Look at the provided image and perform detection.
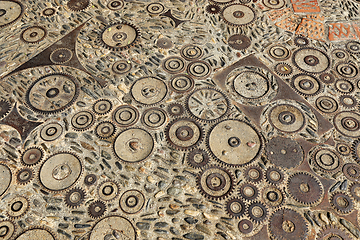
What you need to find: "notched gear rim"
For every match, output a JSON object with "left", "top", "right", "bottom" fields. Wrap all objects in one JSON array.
[
  {"left": 92, "top": 99, "right": 113, "bottom": 115},
  {"left": 329, "top": 192, "right": 354, "bottom": 214},
  {"left": 67, "top": 0, "right": 90, "bottom": 12},
  {"left": 70, "top": 110, "right": 96, "bottom": 131},
  {"left": 15, "top": 168, "right": 34, "bottom": 185},
  {"left": 274, "top": 62, "right": 293, "bottom": 76},
  {"left": 20, "top": 26, "right": 47, "bottom": 44},
  {"left": 244, "top": 165, "right": 264, "bottom": 184},
  {"left": 186, "top": 148, "right": 211, "bottom": 169},
  {"left": 239, "top": 183, "right": 259, "bottom": 202},
  {"left": 265, "top": 166, "right": 285, "bottom": 185},
  {"left": 291, "top": 73, "right": 322, "bottom": 97},
  {"left": 88, "top": 200, "right": 107, "bottom": 219},
  {"left": 97, "top": 180, "right": 120, "bottom": 202},
  {"left": 220, "top": 3, "right": 256, "bottom": 27},
  {"left": 291, "top": 47, "right": 331, "bottom": 75},
  {"left": 96, "top": 21, "right": 141, "bottom": 52},
  {"left": 246, "top": 201, "right": 268, "bottom": 224},
  {"left": 0, "top": 99, "right": 11, "bottom": 119},
  {"left": 64, "top": 187, "right": 86, "bottom": 208},
  {"left": 317, "top": 225, "right": 352, "bottom": 240},
  {"left": 185, "top": 87, "right": 230, "bottom": 123},
  {"left": 6, "top": 196, "right": 30, "bottom": 219},
  {"left": 293, "top": 35, "right": 309, "bottom": 47},
  {"left": 0, "top": 0, "right": 25, "bottom": 29},
  {"left": 196, "top": 165, "right": 235, "bottom": 200},
  {"left": 14, "top": 226, "right": 57, "bottom": 240},
  {"left": 24, "top": 73, "right": 80, "bottom": 115},
  {"left": 225, "top": 197, "right": 246, "bottom": 219},
  {"left": 352, "top": 138, "right": 360, "bottom": 163},
  {"left": 339, "top": 95, "right": 357, "bottom": 108},
  {"left": 20, "top": 146, "right": 44, "bottom": 167},
  {"left": 95, "top": 121, "right": 116, "bottom": 139},
  {"left": 165, "top": 117, "right": 205, "bottom": 151},
  {"left": 167, "top": 103, "right": 185, "bottom": 117},
  {"left": 205, "top": 4, "right": 221, "bottom": 14}
]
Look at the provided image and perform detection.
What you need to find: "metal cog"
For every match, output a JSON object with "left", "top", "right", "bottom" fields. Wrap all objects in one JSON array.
[
  {"left": 315, "top": 95, "right": 338, "bottom": 114},
  {"left": 25, "top": 73, "right": 80, "bottom": 115},
  {"left": 319, "top": 72, "right": 335, "bottom": 84},
  {"left": 220, "top": 4, "right": 256, "bottom": 27},
  {"left": 70, "top": 110, "right": 96, "bottom": 131},
  {"left": 332, "top": 49, "right": 350, "bottom": 61},
  {"left": 95, "top": 121, "right": 116, "bottom": 139},
  {"left": 130, "top": 76, "right": 168, "bottom": 106},
  {"left": 146, "top": 2, "right": 165, "bottom": 14},
  {"left": 262, "top": 186, "right": 284, "bottom": 208},
  {"left": 0, "top": 100, "right": 11, "bottom": 119},
  {"left": 352, "top": 138, "right": 360, "bottom": 163},
  {"left": 336, "top": 142, "right": 351, "bottom": 156},
  {"left": 339, "top": 95, "right": 358, "bottom": 108},
  {"left": 186, "top": 148, "right": 210, "bottom": 169},
  {"left": 185, "top": 88, "right": 230, "bottom": 123},
  {"left": 88, "top": 200, "right": 107, "bottom": 219},
  {"left": 292, "top": 47, "right": 331, "bottom": 74},
  {"left": 14, "top": 226, "right": 57, "bottom": 240},
  {"left": 349, "top": 182, "right": 360, "bottom": 202},
  {"left": 330, "top": 192, "right": 354, "bottom": 214},
  {"left": 96, "top": 21, "right": 140, "bottom": 52},
  {"left": 317, "top": 225, "right": 352, "bottom": 240},
  {"left": 0, "top": 220, "right": 16, "bottom": 240},
  {"left": 84, "top": 174, "right": 97, "bottom": 186},
  {"left": 239, "top": 183, "right": 259, "bottom": 202},
  {"left": 209, "top": 0, "right": 235, "bottom": 5},
  {"left": 265, "top": 167, "right": 285, "bottom": 185},
  {"left": 167, "top": 103, "right": 184, "bottom": 117},
  {"left": 41, "top": 7, "right": 56, "bottom": 17},
  {"left": 205, "top": 4, "right": 221, "bottom": 14},
  {"left": 346, "top": 41, "right": 360, "bottom": 55},
  {"left": 228, "top": 34, "right": 251, "bottom": 50},
  {"left": 311, "top": 147, "right": 342, "bottom": 174},
  {"left": 293, "top": 35, "right": 309, "bottom": 47},
  {"left": 180, "top": 44, "right": 204, "bottom": 61},
  {"left": 165, "top": 118, "right": 204, "bottom": 151},
  {"left": 334, "top": 79, "right": 354, "bottom": 94},
  {"left": 20, "top": 26, "right": 47, "bottom": 44},
  {"left": 64, "top": 187, "right": 86, "bottom": 208},
  {"left": 274, "top": 63, "right": 293, "bottom": 76},
  {"left": 49, "top": 48, "right": 73, "bottom": 64},
  {"left": 97, "top": 180, "right": 120, "bottom": 202},
  {"left": 343, "top": 163, "right": 360, "bottom": 181},
  {"left": 92, "top": 99, "right": 112, "bottom": 115},
  {"left": 269, "top": 208, "right": 308, "bottom": 240},
  {"left": 21, "top": 147, "right": 44, "bottom": 166},
  {"left": 16, "top": 168, "right": 34, "bottom": 185},
  {"left": 335, "top": 61, "right": 359, "bottom": 79},
  {"left": 6, "top": 196, "right": 29, "bottom": 219},
  {"left": 246, "top": 201, "right": 268, "bottom": 224},
  {"left": 291, "top": 73, "right": 322, "bottom": 96},
  {"left": 244, "top": 165, "right": 263, "bottom": 184},
  {"left": 286, "top": 172, "right": 323, "bottom": 205},
  {"left": 225, "top": 198, "right": 246, "bottom": 219},
  {"left": 196, "top": 165, "right": 235, "bottom": 200},
  {"left": 268, "top": 44, "right": 291, "bottom": 61},
  {"left": 67, "top": 0, "right": 90, "bottom": 11}
]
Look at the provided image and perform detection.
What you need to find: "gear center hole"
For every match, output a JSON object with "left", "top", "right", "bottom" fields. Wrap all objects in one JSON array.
[
  {"left": 300, "top": 182, "right": 310, "bottom": 193},
  {"left": 11, "top": 201, "right": 23, "bottom": 212},
  {"left": 282, "top": 220, "right": 295, "bottom": 233},
  {"left": 0, "top": 225, "right": 9, "bottom": 237},
  {"left": 336, "top": 197, "right": 349, "bottom": 208}
]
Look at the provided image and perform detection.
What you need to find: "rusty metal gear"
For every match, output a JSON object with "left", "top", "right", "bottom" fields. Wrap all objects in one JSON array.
[
  {"left": 330, "top": 192, "right": 354, "bottom": 214},
  {"left": 319, "top": 72, "right": 335, "bottom": 84},
  {"left": 334, "top": 79, "right": 354, "bottom": 94},
  {"left": 162, "top": 56, "right": 186, "bottom": 74},
  {"left": 70, "top": 110, "right": 95, "bottom": 131},
  {"left": 246, "top": 201, "right": 268, "bottom": 224},
  {"left": 206, "top": 4, "right": 221, "bottom": 14},
  {"left": 292, "top": 47, "right": 330, "bottom": 74},
  {"left": 291, "top": 74, "right": 322, "bottom": 96},
  {"left": 20, "top": 26, "right": 47, "bottom": 44},
  {"left": 287, "top": 172, "right": 323, "bottom": 205},
  {"left": 196, "top": 165, "right": 235, "bottom": 200},
  {"left": 0, "top": 0, "right": 25, "bottom": 29},
  {"left": 228, "top": 34, "right": 251, "bottom": 50},
  {"left": 268, "top": 104, "right": 306, "bottom": 133},
  {"left": 349, "top": 182, "right": 360, "bottom": 202},
  {"left": 107, "top": 0, "right": 124, "bottom": 11},
  {"left": 335, "top": 62, "right": 359, "bottom": 79},
  {"left": 88, "top": 200, "right": 107, "bottom": 219},
  {"left": 262, "top": 186, "right": 284, "bottom": 208},
  {"left": 238, "top": 219, "right": 253, "bottom": 234},
  {"left": 315, "top": 96, "right": 338, "bottom": 114},
  {"left": 334, "top": 111, "right": 360, "bottom": 138},
  {"left": 84, "top": 174, "right": 97, "bottom": 186},
  {"left": 311, "top": 148, "right": 342, "bottom": 173},
  {"left": 332, "top": 49, "right": 350, "bottom": 61},
  {"left": 0, "top": 100, "right": 11, "bottom": 119},
  {"left": 352, "top": 138, "right": 360, "bottom": 163},
  {"left": 21, "top": 147, "right": 44, "bottom": 166},
  {"left": 186, "top": 148, "right": 210, "bottom": 169},
  {"left": 42, "top": 7, "right": 57, "bottom": 17},
  {"left": 265, "top": 137, "right": 304, "bottom": 169},
  {"left": 225, "top": 198, "right": 246, "bottom": 219},
  {"left": 210, "top": 0, "right": 234, "bottom": 4},
  {"left": 165, "top": 118, "right": 204, "bottom": 151},
  {"left": 339, "top": 95, "right": 357, "bottom": 108},
  {"left": 265, "top": 167, "right": 285, "bottom": 185},
  {"left": 294, "top": 36, "right": 309, "bottom": 47},
  {"left": 130, "top": 76, "right": 168, "bottom": 106},
  {"left": 221, "top": 4, "right": 256, "bottom": 27},
  {"left": 49, "top": 48, "right": 73, "bottom": 64},
  {"left": 169, "top": 75, "right": 195, "bottom": 93},
  {"left": 0, "top": 220, "right": 16, "bottom": 240},
  {"left": 244, "top": 165, "right": 263, "bottom": 184},
  {"left": 346, "top": 41, "right": 360, "bottom": 54},
  {"left": 343, "top": 163, "right": 360, "bottom": 182},
  {"left": 97, "top": 21, "right": 140, "bottom": 52},
  {"left": 97, "top": 180, "right": 120, "bottom": 202},
  {"left": 6, "top": 196, "right": 29, "bottom": 219},
  {"left": 64, "top": 187, "right": 86, "bottom": 208},
  {"left": 167, "top": 103, "right": 184, "bottom": 117},
  {"left": 262, "top": 0, "right": 285, "bottom": 9},
  {"left": 95, "top": 121, "right": 116, "bottom": 139},
  {"left": 274, "top": 63, "right": 293, "bottom": 76},
  {"left": 16, "top": 168, "right": 34, "bottom": 185},
  {"left": 317, "top": 225, "right": 352, "bottom": 240},
  {"left": 239, "top": 183, "right": 259, "bottom": 202},
  {"left": 336, "top": 142, "right": 351, "bottom": 156},
  {"left": 269, "top": 208, "right": 308, "bottom": 240},
  {"left": 112, "top": 60, "right": 132, "bottom": 75},
  {"left": 67, "top": 0, "right": 90, "bottom": 11}
]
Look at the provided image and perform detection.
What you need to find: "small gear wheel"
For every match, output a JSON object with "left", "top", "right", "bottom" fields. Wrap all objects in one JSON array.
[
  {"left": 228, "top": 34, "right": 251, "bottom": 50},
  {"left": 330, "top": 192, "right": 354, "bottom": 214},
  {"left": 64, "top": 187, "right": 86, "bottom": 208},
  {"left": 262, "top": 187, "right": 284, "bottom": 208},
  {"left": 205, "top": 4, "right": 221, "bottom": 14},
  {"left": 50, "top": 48, "right": 73, "bottom": 64},
  {"left": 156, "top": 38, "right": 173, "bottom": 49},
  {"left": 265, "top": 167, "right": 284, "bottom": 185},
  {"left": 246, "top": 201, "right": 268, "bottom": 224},
  {"left": 339, "top": 95, "right": 357, "bottom": 108},
  {"left": 346, "top": 41, "right": 360, "bottom": 55},
  {"left": 21, "top": 147, "right": 43, "bottom": 166},
  {"left": 186, "top": 148, "right": 210, "bottom": 169},
  {"left": 6, "top": 196, "right": 29, "bottom": 219},
  {"left": 16, "top": 168, "right": 34, "bottom": 185},
  {"left": 167, "top": 103, "right": 184, "bottom": 117},
  {"left": 274, "top": 63, "right": 293, "bottom": 76},
  {"left": 343, "top": 163, "right": 360, "bottom": 182},
  {"left": 71, "top": 110, "right": 95, "bottom": 131},
  {"left": 88, "top": 200, "right": 107, "bottom": 219},
  {"left": 239, "top": 183, "right": 259, "bottom": 202},
  {"left": 20, "top": 26, "right": 47, "bottom": 44},
  {"left": 349, "top": 182, "right": 360, "bottom": 202},
  {"left": 0, "top": 220, "right": 16, "bottom": 240},
  {"left": 225, "top": 198, "right": 246, "bottom": 218},
  {"left": 293, "top": 35, "right": 309, "bottom": 47},
  {"left": 98, "top": 180, "right": 120, "bottom": 202},
  {"left": 291, "top": 74, "right": 322, "bottom": 96},
  {"left": 42, "top": 7, "right": 57, "bottom": 17},
  {"left": 336, "top": 143, "right": 351, "bottom": 156},
  {"left": 95, "top": 121, "right": 116, "bottom": 139},
  {"left": 244, "top": 165, "right": 263, "bottom": 184},
  {"left": 67, "top": 0, "right": 90, "bottom": 11},
  {"left": 196, "top": 165, "right": 235, "bottom": 200},
  {"left": 0, "top": 100, "right": 11, "bottom": 119},
  {"left": 84, "top": 174, "right": 97, "bottom": 186}
]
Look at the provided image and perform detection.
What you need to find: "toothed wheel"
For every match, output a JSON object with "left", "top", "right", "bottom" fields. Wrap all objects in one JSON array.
[
  {"left": 197, "top": 165, "right": 235, "bottom": 200},
  {"left": 89, "top": 215, "right": 136, "bottom": 240},
  {"left": 262, "top": 0, "right": 285, "bottom": 9},
  {"left": 334, "top": 79, "right": 354, "bottom": 94},
  {"left": 14, "top": 227, "right": 56, "bottom": 240},
  {"left": 88, "top": 200, "right": 107, "bottom": 219},
  {"left": 167, "top": 103, "right": 184, "bottom": 117},
  {"left": 311, "top": 147, "right": 342, "bottom": 174},
  {"left": 286, "top": 172, "right": 323, "bottom": 205},
  {"left": 20, "top": 26, "right": 47, "bottom": 44},
  {"left": 246, "top": 201, "right": 268, "bottom": 223},
  {"left": 330, "top": 192, "right": 354, "bottom": 214},
  {"left": 64, "top": 187, "right": 86, "bottom": 208},
  {"left": 6, "top": 196, "right": 29, "bottom": 219},
  {"left": 334, "top": 111, "right": 360, "bottom": 138},
  {"left": 67, "top": 0, "right": 90, "bottom": 11},
  {"left": 186, "top": 148, "right": 210, "bottom": 169},
  {"left": 265, "top": 167, "right": 284, "bottom": 185},
  {"left": 343, "top": 163, "right": 360, "bottom": 181},
  {"left": 97, "top": 21, "right": 140, "bottom": 52},
  {"left": 130, "top": 77, "right": 168, "bottom": 106},
  {"left": 292, "top": 47, "right": 330, "bottom": 74},
  {"left": 98, "top": 180, "right": 120, "bottom": 202},
  {"left": 93, "top": 99, "right": 112, "bottom": 115},
  {"left": 274, "top": 63, "right": 293, "bottom": 76},
  {"left": 317, "top": 225, "right": 352, "bottom": 240},
  {"left": 244, "top": 165, "right": 263, "bottom": 184},
  {"left": 205, "top": 4, "right": 221, "bottom": 14},
  {"left": 293, "top": 36, "right": 309, "bottom": 47},
  {"left": 95, "top": 121, "right": 116, "bottom": 139},
  {"left": 0, "top": 164, "right": 11, "bottom": 197},
  {"left": 339, "top": 95, "right": 357, "bottom": 108},
  {"left": 346, "top": 41, "right": 360, "bottom": 55},
  {"left": 70, "top": 110, "right": 95, "bottom": 131},
  {"left": 239, "top": 183, "right": 259, "bottom": 202},
  {"left": 0, "top": 220, "right": 16, "bottom": 240},
  {"left": 16, "top": 168, "right": 34, "bottom": 185},
  {"left": 315, "top": 96, "right": 338, "bottom": 114},
  {"left": 50, "top": 48, "right": 73, "bottom": 64},
  {"left": 336, "top": 62, "right": 359, "bottom": 79},
  {"left": 225, "top": 198, "right": 246, "bottom": 218},
  {"left": 119, "top": 189, "right": 145, "bottom": 214},
  {"left": 0, "top": 100, "right": 11, "bottom": 119},
  {"left": 262, "top": 187, "right": 284, "bottom": 208},
  {"left": 0, "top": 0, "right": 25, "bottom": 29},
  {"left": 220, "top": 4, "right": 256, "bottom": 27},
  {"left": 291, "top": 74, "right": 322, "bottom": 96}
]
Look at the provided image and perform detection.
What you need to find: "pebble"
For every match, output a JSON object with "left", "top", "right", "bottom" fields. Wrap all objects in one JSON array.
[
  {"left": 167, "top": 187, "right": 182, "bottom": 196},
  {"left": 183, "top": 232, "right": 204, "bottom": 240}
]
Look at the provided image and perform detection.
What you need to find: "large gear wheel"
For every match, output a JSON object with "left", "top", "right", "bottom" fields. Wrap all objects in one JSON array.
[
  {"left": 97, "top": 22, "right": 140, "bottom": 51},
  {"left": 207, "top": 119, "right": 262, "bottom": 167},
  {"left": 25, "top": 73, "right": 80, "bottom": 115},
  {"left": 330, "top": 192, "right": 354, "bottom": 214},
  {"left": 39, "top": 152, "right": 82, "bottom": 192},
  {"left": 221, "top": 4, "right": 256, "bottom": 27},
  {"left": 165, "top": 118, "right": 204, "bottom": 151},
  {"left": 196, "top": 165, "right": 235, "bottom": 200},
  {"left": 287, "top": 172, "right": 323, "bottom": 205},
  {"left": 268, "top": 104, "right": 305, "bottom": 133},
  {"left": 113, "top": 128, "right": 154, "bottom": 163},
  {"left": 0, "top": 0, "right": 24, "bottom": 29},
  {"left": 334, "top": 111, "right": 360, "bottom": 138},
  {"left": 317, "top": 225, "right": 352, "bottom": 240},
  {"left": 14, "top": 227, "right": 56, "bottom": 240},
  {"left": 20, "top": 26, "right": 47, "bottom": 44},
  {"left": 0, "top": 164, "right": 11, "bottom": 197},
  {"left": 269, "top": 208, "right": 308, "bottom": 240},
  {"left": 89, "top": 215, "right": 136, "bottom": 240},
  {"left": 265, "top": 137, "right": 304, "bottom": 169},
  {"left": 225, "top": 198, "right": 246, "bottom": 218},
  {"left": 64, "top": 187, "right": 86, "bottom": 208},
  {"left": 292, "top": 47, "right": 330, "bottom": 74},
  {"left": 130, "top": 77, "right": 168, "bottom": 106},
  {"left": 186, "top": 88, "right": 230, "bottom": 122}
]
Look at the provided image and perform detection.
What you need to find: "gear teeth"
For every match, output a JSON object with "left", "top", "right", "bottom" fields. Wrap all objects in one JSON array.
[
  {"left": 167, "top": 103, "right": 185, "bottom": 118},
  {"left": 20, "top": 146, "right": 44, "bottom": 167},
  {"left": 15, "top": 168, "right": 34, "bottom": 185},
  {"left": 0, "top": 100, "right": 11, "bottom": 119},
  {"left": 225, "top": 197, "right": 246, "bottom": 219},
  {"left": 97, "top": 180, "right": 120, "bottom": 202},
  {"left": 92, "top": 99, "right": 113, "bottom": 115},
  {"left": 20, "top": 26, "right": 47, "bottom": 44},
  {"left": 64, "top": 187, "right": 86, "bottom": 208},
  {"left": 274, "top": 63, "right": 293, "bottom": 77},
  {"left": 14, "top": 226, "right": 58, "bottom": 240},
  {"left": 239, "top": 183, "right": 259, "bottom": 202},
  {"left": 88, "top": 200, "right": 107, "bottom": 219},
  {"left": 351, "top": 138, "right": 360, "bottom": 163},
  {"left": 205, "top": 4, "right": 221, "bottom": 14},
  {"left": 70, "top": 110, "right": 96, "bottom": 131},
  {"left": 339, "top": 95, "right": 358, "bottom": 109},
  {"left": 186, "top": 148, "right": 211, "bottom": 169},
  {"left": 291, "top": 73, "right": 323, "bottom": 97},
  {"left": 95, "top": 121, "right": 117, "bottom": 139},
  {"left": 329, "top": 192, "right": 354, "bottom": 214},
  {"left": 66, "top": 0, "right": 91, "bottom": 12},
  {"left": 246, "top": 201, "right": 268, "bottom": 224},
  {"left": 209, "top": 0, "right": 235, "bottom": 5},
  {"left": 292, "top": 47, "right": 331, "bottom": 75},
  {"left": 0, "top": 0, "right": 25, "bottom": 29},
  {"left": 220, "top": 4, "right": 256, "bottom": 27},
  {"left": 317, "top": 225, "right": 352, "bottom": 240},
  {"left": 6, "top": 196, "right": 30, "bottom": 219},
  {"left": 265, "top": 166, "right": 285, "bottom": 185},
  {"left": 293, "top": 35, "right": 309, "bottom": 47}
]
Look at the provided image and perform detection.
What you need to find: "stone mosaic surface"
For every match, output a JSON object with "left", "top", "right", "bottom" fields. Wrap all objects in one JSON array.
[{"left": 2, "top": 0, "right": 360, "bottom": 239}]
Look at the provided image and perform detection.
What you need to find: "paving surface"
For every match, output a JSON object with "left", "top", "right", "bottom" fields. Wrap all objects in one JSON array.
[{"left": 1, "top": 0, "right": 360, "bottom": 239}]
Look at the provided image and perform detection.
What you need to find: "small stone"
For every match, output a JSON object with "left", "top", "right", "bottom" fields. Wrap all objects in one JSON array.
[
  {"left": 155, "top": 191, "right": 166, "bottom": 198},
  {"left": 170, "top": 227, "right": 180, "bottom": 235},
  {"left": 155, "top": 222, "right": 168, "bottom": 228},
  {"left": 167, "top": 187, "right": 182, "bottom": 196},
  {"left": 185, "top": 210, "right": 200, "bottom": 217},
  {"left": 247, "top": 141, "right": 256, "bottom": 148},
  {"left": 147, "top": 176, "right": 156, "bottom": 183},
  {"left": 136, "top": 222, "right": 150, "bottom": 230},
  {"left": 203, "top": 212, "right": 219, "bottom": 220},
  {"left": 185, "top": 217, "right": 198, "bottom": 224},
  {"left": 170, "top": 204, "right": 180, "bottom": 210},
  {"left": 183, "top": 232, "right": 204, "bottom": 240},
  {"left": 196, "top": 224, "right": 211, "bottom": 235}
]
